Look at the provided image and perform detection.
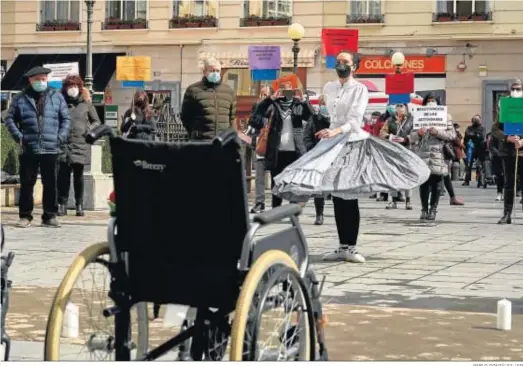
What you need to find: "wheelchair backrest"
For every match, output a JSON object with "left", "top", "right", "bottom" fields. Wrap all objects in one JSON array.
[{"left": 110, "top": 132, "right": 250, "bottom": 308}]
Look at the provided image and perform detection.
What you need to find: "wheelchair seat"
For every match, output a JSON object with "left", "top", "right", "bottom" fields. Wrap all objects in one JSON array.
[{"left": 110, "top": 134, "right": 249, "bottom": 310}]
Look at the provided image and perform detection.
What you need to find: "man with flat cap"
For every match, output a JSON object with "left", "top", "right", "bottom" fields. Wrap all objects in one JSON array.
[{"left": 4, "top": 66, "right": 72, "bottom": 228}]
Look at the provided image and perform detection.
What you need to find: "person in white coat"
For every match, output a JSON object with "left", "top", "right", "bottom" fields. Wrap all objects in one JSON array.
[{"left": 272, "top": 51, "right": 431, "bottom": 263}]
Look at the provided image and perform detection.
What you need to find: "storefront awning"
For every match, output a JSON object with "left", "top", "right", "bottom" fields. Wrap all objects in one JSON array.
[
  {"left": 1, "top": 52, "right": 126, "bottom": 92},
  {"left": 198, "top": 48, "right": 317, "bottom": 69}
]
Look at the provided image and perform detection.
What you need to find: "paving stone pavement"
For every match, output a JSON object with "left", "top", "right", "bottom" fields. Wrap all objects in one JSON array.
[{"left": 2, "top": 184, "right": 523, "bottom": 360}]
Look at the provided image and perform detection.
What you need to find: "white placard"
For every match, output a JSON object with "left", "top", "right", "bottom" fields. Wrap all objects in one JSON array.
[
  {"left": 412, "top": 105, "right": 448, "bottom": 130},
  {"left": 43, "top": 62, "right": 79, "bottom": 81}
]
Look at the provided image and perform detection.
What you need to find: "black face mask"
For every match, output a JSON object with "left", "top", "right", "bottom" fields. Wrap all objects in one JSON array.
[
  {"left": 335, "top": 63, "right": 351, "bottom": 78},
  {"left": 472, "top": 118, "right": 480, "bottom": 126}
]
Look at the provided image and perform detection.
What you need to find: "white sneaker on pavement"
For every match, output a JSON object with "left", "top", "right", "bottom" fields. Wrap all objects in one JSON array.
[
  {"left": 496, "top": 193, "right": 503, "bottom": 201},
  {"left": 322, "top": 248, "right": 365, "bottom": 263}
]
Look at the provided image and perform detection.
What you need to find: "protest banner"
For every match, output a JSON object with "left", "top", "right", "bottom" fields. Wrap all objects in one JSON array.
[
  {"left": 248, "top": 46, "right": 281, "bottom": 70},
  {"left": 499, "top": 97, "right": 523, "bottom": 135},
  {"left": 116, "top": 56, "right": 151, "bottom": 81},
  {"left": 43, "top": 62, "right": 79, "bottom": 89},
  {"left": 321, "top": 29, "right": 358, "bottom": 68},
  {"left": 412, "top": 105, "right": 448, "bottom": 130},
  {"left": 385, "top": 73, "right": 414, "bottom": 95}
]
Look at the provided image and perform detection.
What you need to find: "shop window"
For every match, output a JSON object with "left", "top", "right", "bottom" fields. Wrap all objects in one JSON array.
[
  {"left": 435, "top": 0, "right": 491, "bottom": 21},
  {"left": 347, "top": 0, "right": 383, "bottom": 24},
  {"left": 222, "top": 68, "right": 303, "bottom": 97},
  {"left": 241, "top": 0, "right": 292, "bottom": 27},
  {"left": 38, "top": 0, "right": 81, "bottom": 31}
]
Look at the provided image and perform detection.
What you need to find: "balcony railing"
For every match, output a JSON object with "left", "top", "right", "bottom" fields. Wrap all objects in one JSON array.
[
  {"left": 102, "top": 18, "right": 148, "bottom": 30},
  {"left": 346, "top": 14, "right": 384, "bottom": 24},
  {"left": 169, "top": 15, "right": 217, "bottom": 28},
  {"left": 433, "top": 11, "right": 492, "bottom": 22},
  {"left": 240, "top": 15, "right": 291, "bottom": 27},
  {"left": 36, "top": 21, "right": 81, "bottom": 32}
]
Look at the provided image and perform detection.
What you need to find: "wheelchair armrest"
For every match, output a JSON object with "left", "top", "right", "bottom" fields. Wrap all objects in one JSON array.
[{"left": 252, "top": 203, "right": 302, "bottom": 225}]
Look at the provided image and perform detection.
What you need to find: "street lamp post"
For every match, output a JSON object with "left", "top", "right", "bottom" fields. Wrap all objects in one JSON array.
[
  {"left": 391, "top": 51, "right": 405, "bottom": 74},
  {"left": 84, "top": 0, "right": 95, "bottom": 92},
  {"left": 288, "top": 23, "right": 305, "bottom": 75}
]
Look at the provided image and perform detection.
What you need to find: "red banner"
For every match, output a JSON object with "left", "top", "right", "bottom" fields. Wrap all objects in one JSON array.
[
  {"left": 385, "top": 73, "right": 415, "bottom": 95},
  {"left": 321, "top": 29, "right": 358, "bottom": 56}
]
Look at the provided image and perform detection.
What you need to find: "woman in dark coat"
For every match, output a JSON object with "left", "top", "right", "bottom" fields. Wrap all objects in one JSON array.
[
  {"left": 58, "top": 75, "right": 101, "bottom": 216},
  {"left": 250, "top": 74, "right": 313, "bottom": 208},
  {"left": 121, "top": 90, "right": 156, "bottom": 140},
  {"left": 303, "top": 95, "right": 330, "bottom": 224}
]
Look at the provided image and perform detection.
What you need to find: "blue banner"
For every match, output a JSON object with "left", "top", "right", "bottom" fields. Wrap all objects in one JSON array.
[
  {"left": 122, "top": 80, "right": 145, "bottom": 88},
  {"left": 388, "top": 93, "right": 411, "bottom": 104},
  {"left": 251, "top": 69, "right": 278, "bottom": 81},
  {"left": 325, "top": 56, "right": 337, "bottom": 69},
  {"left": 503, "top": 123, "right": 523, "bottom": 135},
  {"left": 48, "top": 80, "right": 63, "bottom": 90}
]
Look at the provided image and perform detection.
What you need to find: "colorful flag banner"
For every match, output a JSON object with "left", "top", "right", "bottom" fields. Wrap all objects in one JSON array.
[
  {"left": 321, "top": 29, "right": 359, "bottom": 69},
  {"left": 499, "top": 97, "right": 523, "bottom": 135},
  {"left": 248, "top": 46, "right": 281, "bottom": 80},
  {"left": 251, "top": 69, "right": 279, "bottom": 81},
  {"left": 385, "top": 73, "right": 414, "bottom": 95},
  {"left": 388, "top": 93, "right": 411, "bottom": 104}
]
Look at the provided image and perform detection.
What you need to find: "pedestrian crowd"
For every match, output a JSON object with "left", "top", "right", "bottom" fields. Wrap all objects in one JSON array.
[{"left": 1, "top": 59, "right": 522, "bottom": 264}]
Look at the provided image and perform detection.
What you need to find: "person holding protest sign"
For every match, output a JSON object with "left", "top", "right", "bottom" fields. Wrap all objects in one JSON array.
[
  {"left": 272, "top": 51, "right": 430, "bottom": 263},
  {"left": 379, "top": 103, "right": 414, "bottom": 210},
  {"left": 410, "top": 112, "right": 457, "bottom": 221},
  {"left": 491, "top": 79, "right": 523, "bottom": 224}
]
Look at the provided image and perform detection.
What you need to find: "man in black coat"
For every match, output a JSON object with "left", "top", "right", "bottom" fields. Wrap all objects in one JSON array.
[{"left": 463, "top": 114, "right": 487, "bottom": 187}]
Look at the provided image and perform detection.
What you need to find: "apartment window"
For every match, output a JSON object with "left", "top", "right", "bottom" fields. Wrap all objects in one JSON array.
[
  {"left": 106, "top": 0, "right": 147, "bottom": 21},
  {"left": 347, "top": 0, "right": 383, "bottom": 23},
  {"left": 243, "top": 0, "right": 292, "bottom": 19},
  {"left": 437, "top": 0, "right": 489, "bottom": 16},
  {"left": 173, "top": 0, "right": 217, "bottom": 17},
  {"left": 41, "top": 0, "right": 81, "bottom": 23}
]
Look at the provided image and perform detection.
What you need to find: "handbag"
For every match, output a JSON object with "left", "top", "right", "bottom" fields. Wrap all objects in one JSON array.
[
  {"left": 443, "top": 142, "right": 456, "bottom": 161},
  {"left": 255, "top": 110, "right": 274, "bottom": 157}
]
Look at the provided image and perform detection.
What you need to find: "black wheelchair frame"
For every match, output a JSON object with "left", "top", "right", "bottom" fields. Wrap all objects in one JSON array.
[
  {"left": 1, "top": 224, "right": 14, "bottom": 361},
  {"left": 79, "top": 125, "right": 328, "bottom": 361}
]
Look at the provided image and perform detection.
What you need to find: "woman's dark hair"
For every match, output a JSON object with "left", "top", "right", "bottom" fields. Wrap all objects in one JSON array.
[
  {"left": 422, "top": 93, "right": 438, "bottom": 106},
  {"left": 336, "top": 50, "right": 360, "bottom": 71},
  {"left": 132, "top": 89, "right": 151, "bottom": 120},
  {"left": 371, "top": 111, "right": 381, "bottom": 117}
]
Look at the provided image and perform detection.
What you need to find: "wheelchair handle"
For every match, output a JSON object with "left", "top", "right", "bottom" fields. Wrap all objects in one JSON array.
[{"left": 86, "top": 125, "right": 116, "bottom": 145}]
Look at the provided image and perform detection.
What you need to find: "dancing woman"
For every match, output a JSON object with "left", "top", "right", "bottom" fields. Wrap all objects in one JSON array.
[{"left": 273, "top": 51, "right": 430, "bottom": 263}]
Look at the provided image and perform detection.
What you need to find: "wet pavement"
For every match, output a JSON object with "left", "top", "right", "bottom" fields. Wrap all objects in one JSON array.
[{"left": 2, "top": 185, "right": 523, "bottom": 360}]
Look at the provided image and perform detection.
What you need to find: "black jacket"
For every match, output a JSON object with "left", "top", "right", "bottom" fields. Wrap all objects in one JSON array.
[
  {"left": 59, "top": 95, "right": 100, "bottom": 165},
  {"left": 303, "top": 113, "right": 330, "bottom": 151},
  {"left": 251, "top": 97, "right": 312, "bottom": 170},
  {"left": 491, "top": 122, "right": 523, "bottom": 157},
  {"left": 464, "top": 124, "right": 486, "bottom": 149},
  {"left": 121, "top": 109, "right": 157, "bottom": 141}
]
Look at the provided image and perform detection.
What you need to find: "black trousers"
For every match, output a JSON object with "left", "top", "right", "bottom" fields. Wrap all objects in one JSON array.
[
  {"left": 465, "top": 150, "right": 486, "bottom": 184},
  {"left": 19, "top": 154, "right": 58, "bottom": 221},
  {"left": 419, "top": 174, "right": 443, "bottom": 211},
  {"left": 502, "top": 155, "right": 523, "bottom": 213},
  {"left": 492, "top": 155, "right": 505, "bottom": 194},
  {"left": 270, "top": 151, "right": 298, "bottom": 208},
  {"left": 443, "top": 174, "right": 455, "bottom": 198},
  {"left": 58, "top": 162, "right": 85, "bottom": 205},
  {"left": 314, "top": 197, "right": 325, "bottom": 216},
  {"left": 332, "top": 197, "right": 360, "bottom": 246}
]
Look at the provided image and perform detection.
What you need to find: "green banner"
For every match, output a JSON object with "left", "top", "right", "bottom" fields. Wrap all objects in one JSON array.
[{"left": 499, "top": 97, "right": 523, "bottom": 123}]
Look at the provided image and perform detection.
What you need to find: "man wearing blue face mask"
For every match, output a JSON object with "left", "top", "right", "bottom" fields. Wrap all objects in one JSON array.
[
  {"left": 181, "top": 57, "right": 236, "bottom": 140},
  {"left": 4, "top": 66, "right": 71, "bottom": 228}
]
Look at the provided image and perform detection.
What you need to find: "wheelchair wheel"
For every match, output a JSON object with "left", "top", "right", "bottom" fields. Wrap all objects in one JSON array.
[
  {"left": 230, "top": 250, "right": 315, "bottom": 361},
  {"left": 44, "top": 242, "right": 149, "bottom": 361}
]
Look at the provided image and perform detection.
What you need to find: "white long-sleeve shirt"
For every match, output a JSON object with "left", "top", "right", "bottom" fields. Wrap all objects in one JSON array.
[{"left": 322, "top": 79, "right": 369, "bottom": 139}]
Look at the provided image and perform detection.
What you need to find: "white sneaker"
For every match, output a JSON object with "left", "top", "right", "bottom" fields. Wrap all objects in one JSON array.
[
  {"left": 496, "top": 193, "right": 503, "bottom": 201},
  {"left": 322, "top": 249, "right": 366, "bottom": 263}
]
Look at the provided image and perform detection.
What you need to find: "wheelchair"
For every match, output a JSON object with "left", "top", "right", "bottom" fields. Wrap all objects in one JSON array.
[
  {"left": 44, "top": 126, "right": 328, "bottom": 361},
  {"left": 1, "top": 224, "right": 14, "bottom": 361}
]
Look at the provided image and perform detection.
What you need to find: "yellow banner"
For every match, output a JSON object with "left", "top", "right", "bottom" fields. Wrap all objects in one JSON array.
[{"left": 116, "top": 56, "right": 151, "bottom": 81}]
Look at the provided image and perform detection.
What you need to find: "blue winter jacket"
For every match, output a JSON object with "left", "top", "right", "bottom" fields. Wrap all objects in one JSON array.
[{"left": 4, "top": 88, "right": 72, "bottom": 155}]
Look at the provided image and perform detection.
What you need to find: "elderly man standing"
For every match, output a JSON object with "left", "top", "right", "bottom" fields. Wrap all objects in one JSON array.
[
  {"left": 4, "top": 66, "right": 71, "bottom": 228},
  {"left": 181, "top": 57, "right": 236, "bottom": 140}
]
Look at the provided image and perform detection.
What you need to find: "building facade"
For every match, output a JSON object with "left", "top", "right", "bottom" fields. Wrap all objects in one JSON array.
[{"left": 1, "top": 0, "right": 523, "bottom": 129}]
